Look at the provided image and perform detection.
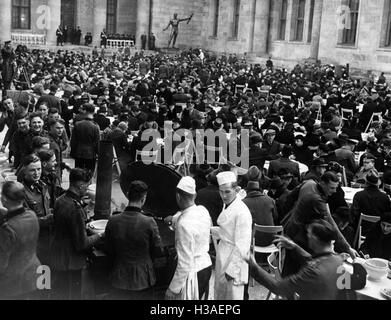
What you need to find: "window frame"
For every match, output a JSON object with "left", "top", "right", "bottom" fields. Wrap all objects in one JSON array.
[
  {"left": 278, "top": 0, "right": 288, "bottom": 41},
  {"left": 338, "top": 0, "right": 360, "bottom": 46},
  {"left": 212, "top": 0, "right": 220, "bottom": 37},
  {"left": 106, "top": 0, "right": 118, "bottom": 35},
  {"left": 12, "top": 0, "right": 31, "bottom": 30},
  {"left": 231, "top": 0, "right": 241, "bottom": 39}
]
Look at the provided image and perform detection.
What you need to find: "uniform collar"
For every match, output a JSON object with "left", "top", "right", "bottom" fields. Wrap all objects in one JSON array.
[{"left": 6, "top": 207, "right": 26, "bottom": 220}]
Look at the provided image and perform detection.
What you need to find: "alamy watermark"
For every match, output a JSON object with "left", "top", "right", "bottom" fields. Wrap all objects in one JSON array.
[{"left": 138, "top": 123, "right": 250, "bottom": 169}]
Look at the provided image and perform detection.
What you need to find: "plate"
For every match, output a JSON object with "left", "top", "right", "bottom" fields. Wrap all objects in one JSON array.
[
  {"left": 380, "top": 288, "right": 391, "bottom": 300},
  {"left": 88, "top": 219, "right": 108, "bottom": 234}
]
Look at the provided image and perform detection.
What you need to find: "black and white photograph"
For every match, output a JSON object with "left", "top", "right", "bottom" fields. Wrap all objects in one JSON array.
[{"left": 0, "top": 0, "right": 390, "bottom": 307}]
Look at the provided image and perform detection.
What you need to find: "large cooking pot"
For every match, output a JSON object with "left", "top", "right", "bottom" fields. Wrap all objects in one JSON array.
[{"left": 120, "top": 161, "right": 182, "bottom": 218}]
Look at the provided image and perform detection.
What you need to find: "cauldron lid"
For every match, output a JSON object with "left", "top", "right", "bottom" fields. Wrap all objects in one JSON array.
[{"left": 120, "top": 162, "right": 182, "bottom": 218}]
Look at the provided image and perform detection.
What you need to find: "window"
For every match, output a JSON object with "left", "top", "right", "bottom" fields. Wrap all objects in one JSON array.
[
  {"left": 106, "top": 0, "right": 117, "bottom": 34},
  {"left": 338, "top": 0, "right": 360, "bottom": 45},
  {"left": 212, "top": 0, "right": 220, "bottom": 37},
  {"left": 232, "top": 0, "right": 240, "bottom": 38},
  {"left": 12, "top": 0, "right": 31, "bottom": 30},
  {"left": 381, "top": 0, "right": 391, "bottom": 47},
  {"left": 308, "top": 0, "right": 315, "bottom": 42},
  {"left": 278, "top": 0, "right": 288, "bottom": 40},
  {"left": 291, "top": 0, "right": 306, "bottom": 41}
]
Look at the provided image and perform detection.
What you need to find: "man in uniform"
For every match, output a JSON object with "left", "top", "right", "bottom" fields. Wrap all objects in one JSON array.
[
  {"left": 21, "top": 154, "right": 52, "bottom": 265},
  {"left": 101, "top": 29, "right": 108, "bottom": 48},
  {"left": 213, "top": 171, "right": 252, "bottom": 300},
  {"left": 1, "top": 41, "right": 16, "bottom": 93},
  {"left": 50, "top": 168, "right": 103, "bottom": 300},
  {"left": 0, "top": 181, "right": 41, "bottom": 299},
  {"left": 165, "top": 176, "right": 213, "bottom": 300},
  {"left": 56, "top": 26, "right": 64, "bottom": 46}
]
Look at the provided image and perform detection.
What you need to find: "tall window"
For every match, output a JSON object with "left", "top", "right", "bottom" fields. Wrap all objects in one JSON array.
[
  {"left": 212, "top": 0, "right": 220, "bottom": 37},
  {"left": 308, "top": 0, "right": 315, "bottom": 42},
  {"left": 338, "top": 0, "right": 360, "bottom": 45},
  {"left": 232, "top": 0, "right": 240, "bottom": 38},
  {"left": 278, "top": 0, "right": 288, "bottom": 40},
  {"left": 381, "top": 0, "right": 391, "bottom": 47},
  {"left": 106, "top": 0, "right": 117, "bottom": 34},
  {"left": 12, "top": 0, "right": 31, "bottom": 29},
  {"left": 291, "top": 0, "right": 306, "bottom": 41}
]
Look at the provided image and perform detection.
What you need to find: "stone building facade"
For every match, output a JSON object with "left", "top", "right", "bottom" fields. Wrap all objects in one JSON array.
[{"left": 1, "top": 0, "right": 391, "bottom": 74}]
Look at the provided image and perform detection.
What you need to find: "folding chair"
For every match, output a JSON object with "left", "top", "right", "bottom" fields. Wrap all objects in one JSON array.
[
  {"left": 235, "top": 85, "right": 246, "bottom": 94},
  {"left": 341, "top": 108, "right": 354, "bottom": 121},
  {"left": 250, "top": 224, "right": 283, "bottom": 288},
  {"left": 353, "top": 213, "right": 381, "bottom": 249},
  {"left": 266, "top": 252, "right": 283, "bottom": 300},
  {"left": 365, "top": 112, "right": 383, "bottom": 133}
]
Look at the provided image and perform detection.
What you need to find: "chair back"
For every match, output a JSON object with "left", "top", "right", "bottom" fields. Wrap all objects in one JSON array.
[
  {"left": 353, "top": 213, "right": 381, "bottom": 249},
  {"left": 341, "top": 108, "right": 354, "bottom": 121}
]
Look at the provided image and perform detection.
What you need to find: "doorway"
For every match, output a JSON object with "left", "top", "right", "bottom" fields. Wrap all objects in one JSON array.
[{"left": 61, "top": 0, "right": 76, "bottom": 29}]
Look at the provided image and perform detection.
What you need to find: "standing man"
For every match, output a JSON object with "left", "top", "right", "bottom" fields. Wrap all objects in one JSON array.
[
  {"left": 101, "top": 29, "right": 108, "bottom": 48},
  {"left": 70, "top": 103, "right": 100, "bottom": 173},
  {"left": 165, "top": 177, "right": 213, "bottom": 300},
  {"left": 1, "top": 41, "right": 16, "bottom": 93},
  {"left": 50, "top": 168, "right": 103, "bottom": 300},
  {"left": 213, "top": 171, "right": 252, "bottom": 300},
  {"left": 104, "top": 181, "right": 164, "bottom": 300},
  {"left": 0, "top": 181, "right": 41, "bottom": 299},
  {"left": 21, "top": 154, "right": 53, "bottom": 265},
  {"left": 56, "top": 25, "right": 64, "bottom": 46},
  {"left": 75, "top": 27, "right": 82, "bottom": 45},
  {"left": 141, "top": 34, "right": 147, "bottom": 50}
]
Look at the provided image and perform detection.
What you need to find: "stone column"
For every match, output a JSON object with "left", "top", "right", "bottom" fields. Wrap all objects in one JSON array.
[
  {"left": 252, "top": 0, "right": 271, "bottom": 56},
  {"left": 136, "top": 0, "right": 151, "bottom": 50},
  {"left": 47, "top": 0, "right": 62, "bottom": 45},
  {"left": 0, "top": 0, "right": 12, "bottom": 44},
  {"left": 93, "top": 0, "right": 108, "bottom": 47},
  {"left": 310, "top": 0, "right": 324, "bottom": 60}
]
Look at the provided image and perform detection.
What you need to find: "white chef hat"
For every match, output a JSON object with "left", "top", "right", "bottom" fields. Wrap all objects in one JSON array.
[
  {"left": 177, "top": 176, "right": 196, "bottom": 195},
  {"left": 216, "top": 171, "right": 237, "bottom": 186}
]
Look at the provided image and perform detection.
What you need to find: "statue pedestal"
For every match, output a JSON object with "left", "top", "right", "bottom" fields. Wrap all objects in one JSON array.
[{"left": 161, "top": 47, "right": 181, "bottom": 55}]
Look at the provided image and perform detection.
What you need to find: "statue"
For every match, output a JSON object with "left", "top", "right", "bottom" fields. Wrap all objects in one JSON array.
[{"left": 163, "top": 13, "right": 193, "bottom": 49}]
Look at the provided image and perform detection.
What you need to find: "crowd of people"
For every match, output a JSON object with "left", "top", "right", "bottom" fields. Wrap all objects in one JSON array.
[{"left": 0, "top": 40, "right": 390, "bottom": 300}]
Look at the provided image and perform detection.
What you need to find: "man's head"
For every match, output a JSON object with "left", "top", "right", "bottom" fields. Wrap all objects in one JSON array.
[
  {"left": 117, "top": 121, "right": 128, "bottom": 133},
  {"left": 16, "top": 115, "right": 30, "bottom": 133},
  {"left": 127, "top": 180, "right": 148, "bottom": 207},
  {"left": 311, "top": 158, "right": 328, "bottom": 177},
  {"left": 176, "top": 177, "right": 196, "bottom": 210},
  {"left": 362, "top": 154, "right": 376, "bottom": 171},
  {"left": 2, "top": 97, "right": 14, "bottom": 112},
  {"left": 29, "top": 112, "right": 44, "bottom": 133},
  {"left": 380, "top": 212, "right": 391, "bottom": 235},
  {"left": 83, "top": 103, "right": 96, "bottom": 117},
  {"left": 1, "top": 181, "right": 25, "bottom": 210},
  {"left": 50, "top": 119, "right": 65, "bottom": 138},
  {"left": 319, "top": 171, "right": 340, "bottom": 197},
  {"left": 69, "top": 168, "right": 92, "bottom": 197},
  {"left": 306, "top": 220, "right": 338, "bottom": 253},
  {"left": 174, "top": 13, "right": 178, "bottom": 19},
  {"left": 22, "top": 154, "right": 42, "bottom": 184},
  {"left": 37, "top": 103, "right": 49, "bottom": 118},
  {"left": 32, "top": 136, "right": 50, "bottom": 152},
  {"left": 48, "top": 108, "right": 60, "bottom": 123},
  {"left": 217, "top": 171, "right": 239, "bottom": 206},
  {"left": 37, "top": 149, "right": 57, "bottom": 174}
]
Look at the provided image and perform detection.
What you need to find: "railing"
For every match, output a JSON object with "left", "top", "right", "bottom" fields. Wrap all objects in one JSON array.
[
  {"left": 107, "top": 39, "right": 134, "bottom": 49},
  {"left": 11, "top": 33, "right": 47, "bottom": 46}
]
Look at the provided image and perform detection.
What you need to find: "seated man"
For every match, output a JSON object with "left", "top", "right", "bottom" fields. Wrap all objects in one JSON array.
[
  {"left": 353, "top": 154, "right": 379, "bottom": 186},
  {"left": 360, "top": 212, "right": 391, "bottom": 260},
  {"left": 350, "top": 171, "right": 391, "bottom": 235},
  {"left": 247, "top": 220, "right": 345, "bottom": 300}
]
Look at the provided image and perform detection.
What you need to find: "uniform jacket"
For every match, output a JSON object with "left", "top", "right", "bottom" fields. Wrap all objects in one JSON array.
[
  {"left": 169, "top": 205, "right": 212, "bottom": 295},
  {"left": 0, "top": 208, "right": 41, "bottom": 298},
  {"left": 50, "top": 190, "right": 100, "bottom": 271},
  {"left": 70, "top": 118, "right": 100, "bottom": 160},
  {"left": 104, "top": 207, "right": 164, "bottom": 291}
]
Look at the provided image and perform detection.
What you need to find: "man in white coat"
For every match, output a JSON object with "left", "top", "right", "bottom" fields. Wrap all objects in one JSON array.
[
  {"left": 165, "top": 176, "right": 213, "bottom": 300},
  {"left": 213, "top": 171, "right": 253, "bottom": 300}
]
